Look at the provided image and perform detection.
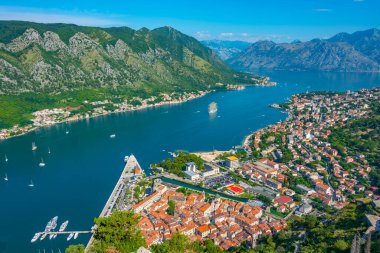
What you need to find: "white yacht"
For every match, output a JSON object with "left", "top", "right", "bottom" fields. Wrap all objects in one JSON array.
[
  {"left": 32, "top": 142, "right": 38, "bottom": 151},
  {"left": 73, "top": 232, "right": 79, "bottom": 239},
  {"left": 59, "top": 220, "right": 69, "bottom": 232},
  {"left": 4, "top": 173, "right": 8, "bottom": 181},
  {"left": 39, "top": 158, "right": 46, "bottom": 167},
  {"left": 31, "top": 232, "right": 41, "bottom": 243},
  {"left": 40, "top": 233, "right": 47, "bottom": 241},
  {"left": 67, "top": 233, "right": 74, "bottom": 241}
]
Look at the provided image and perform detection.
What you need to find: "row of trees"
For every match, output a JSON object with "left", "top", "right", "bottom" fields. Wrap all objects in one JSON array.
[{"left": 156, "top": 153, "right": 205, "bottom": 177}]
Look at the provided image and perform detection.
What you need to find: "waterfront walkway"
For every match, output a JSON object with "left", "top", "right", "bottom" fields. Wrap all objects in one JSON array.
[
  {"left": 85, "top": 154, "right": 141, "bottom": 252},
  {"left": 99, "top": 155, "right": 139, "bottom": 217}
]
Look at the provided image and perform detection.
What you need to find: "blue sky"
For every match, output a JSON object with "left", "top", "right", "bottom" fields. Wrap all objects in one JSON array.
[{"left": 0, "top": 0, "right": 379, "bottom": 42}]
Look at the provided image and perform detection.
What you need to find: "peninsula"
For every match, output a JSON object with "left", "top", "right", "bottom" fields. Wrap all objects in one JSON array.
[{"left": 82, "top": 87, "right": 380, "bottom": 252}]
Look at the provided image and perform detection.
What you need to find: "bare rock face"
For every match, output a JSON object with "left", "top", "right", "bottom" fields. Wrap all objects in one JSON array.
[
  {"left": 69, "top": 32, "right": 101, "bottom": 56},
  {"left": 42, "top": 31, "right": 67, "bottom": 51},
  {"left": 228, "top": 29, "right": 380, "bottom": 72},
  {"left": 0, "top": 21, "right": 233, "bottom": 94},
  {"left": 6, "top": 28, "right": 42, "bottom": 52},
  {"left": 106, "top": 39, "right": 131, "bottom": 60}
]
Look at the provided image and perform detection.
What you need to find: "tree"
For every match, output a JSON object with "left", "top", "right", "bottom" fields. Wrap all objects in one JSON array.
[
  {"left": 65, "top": 244, "right": 85, "bottom": 253},
  {"left": 304, "top": 215, "right": 318, "bottom": 229},
  {"left": 92, "top": 211, "right": 146, "bottom": 252},
  {"left": 167, "top": 200, "right": 175, "bottom": 215},
  {"left": 334, "top": 239, "right": 349, "bottom": 251}
]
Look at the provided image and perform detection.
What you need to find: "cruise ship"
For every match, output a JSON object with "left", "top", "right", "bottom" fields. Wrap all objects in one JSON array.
[{"left": 208, "top": 102, "right": 218, "bottom": 114}]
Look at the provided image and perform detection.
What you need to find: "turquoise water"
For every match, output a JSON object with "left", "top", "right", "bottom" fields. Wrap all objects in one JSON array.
[{"left": 0, "top": 71, "right": 379, "bottom": 252}]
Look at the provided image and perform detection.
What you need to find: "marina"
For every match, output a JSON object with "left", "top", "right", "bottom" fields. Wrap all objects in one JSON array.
[{"left": 32, "top": 217, "right": 90, "bottom": 243}]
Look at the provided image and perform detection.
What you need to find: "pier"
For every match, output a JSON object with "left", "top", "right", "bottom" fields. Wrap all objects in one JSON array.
[
  {"left": 38, "top": 231, "right": 91, "bottom": 235},
  {"left": 85, "top": 154, "right": 142, "bottom": 252}
]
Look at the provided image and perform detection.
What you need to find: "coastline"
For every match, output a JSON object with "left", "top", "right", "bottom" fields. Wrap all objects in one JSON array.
[
  {"left": 0, "top": 91, "right": 210, "bottom": 141},
  {"left": 0, "top": 79, "right": 278, "bottom": 141}
]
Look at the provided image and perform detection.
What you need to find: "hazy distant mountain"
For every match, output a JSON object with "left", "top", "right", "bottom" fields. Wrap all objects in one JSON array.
[
  {"left": 202, "top": 40, "right": 250, "bottom": 60},
  {"left": 0, "top": 21, "right": 253, "bottom": 94},
  {"left": 228, "top": 28, "right": 380, "bottom": 72}
]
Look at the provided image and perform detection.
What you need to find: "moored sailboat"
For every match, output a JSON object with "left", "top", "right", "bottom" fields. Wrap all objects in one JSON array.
[
  {"left": 67, "top": 233, "right": 74, "bottom": 241},
  {"left": 39, "top": 158, "right": 46, "bottom": 167},
  {"left": 31, "top": 232, "right": 41, "bottom": 243}
]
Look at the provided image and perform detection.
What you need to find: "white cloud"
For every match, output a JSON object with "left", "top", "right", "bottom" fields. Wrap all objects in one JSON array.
[
  {"left": 313, "top": 8, "right": 333, "bottom": 12},
  {"left": 0, "top": 6, "right": 127, "bottom": 27},
  {"left": 197, "top": 32, "right": 292, "bottom": 43},
  {"left": 194, "top": 31, "right": 212, "bottom": 40},
  {"left": 219, "top": 32, "right": 235, "bottom": 37}
]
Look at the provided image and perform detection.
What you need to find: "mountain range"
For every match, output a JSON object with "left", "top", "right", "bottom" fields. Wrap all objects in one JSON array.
[
  {"left": 227, "top": 28, "right": 380, "bottom": 72},
  {"left": 201, "top": 40, "right": 250, "bottom": 60},
  {"left": 0, "top": 21, "right": 256, "bottom": 95}
]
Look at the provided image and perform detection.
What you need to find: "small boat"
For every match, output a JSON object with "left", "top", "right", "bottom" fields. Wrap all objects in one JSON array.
[
  {"left": 65, "top": 129, "right": 69, "bottom": 134},
  {"left": 74, "top": 232, "right": 79, "bottom": 239},
  {"left": 31, "top": 232, "right": 41, "bottom": 243},
  {"left": 53, "top": 234, "right": 57, "bottom": 239},
  {"left": 32, "top": 142, "right": 38, "bottom": 151},
  {"left": 49, "top": 234, "right": 55, "bottom": 240},
  {"left": 28, "top": 180, "right": 34, "bottom": 187},
  {"left": 59, "top": 220, "right": 69, "bottom": 232},
  {"left": 39, "top": 158, "right": 46, "bottom": 167},
  {"left": 5, "top": 155, "right": 8, "bottom": 162},
  {"left": 48, "top": 147, "right": 51, "bottom": 154},
  {"left": 45, "top": 216, "right": 58, "bottom": 232},
  {"left": 67, "top": 233, "right": 74, "bottom": 241},
  {"left": 40, "top": 233, "right": 47, "bottom": 241},
  {"left": 110, "top": 134, "right": 116, "bottom": 138},
  {"left": 50, "top": 216, "right": 58, "bottom": 230},
  {"left": 4, "top": 173, "right": 8, "bottom": 181}
]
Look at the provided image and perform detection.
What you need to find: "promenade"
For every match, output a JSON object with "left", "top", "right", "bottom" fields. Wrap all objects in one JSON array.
[{"left": 85, "top": 154, "right": 142, "bottom": 252}]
